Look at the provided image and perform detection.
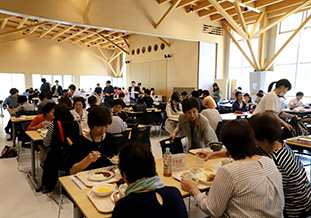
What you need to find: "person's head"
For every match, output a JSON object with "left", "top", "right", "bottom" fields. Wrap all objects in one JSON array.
[
  {"left": 256, "top": 92, "right": 264, "bottom": 98},
  {"left": 87, "top": 105, "right": 112, "bottom": 134},
  {"left": 181, "top": 91, "right": 187, "bottom": 100},
  {"left": 55, "top": 80, "right": 59, "bottom": 85},
  {"left": 68, "top": 84, "right": 76, "bottom": 92},
  {"left": 62, "top": 89, "right": 68, "bottom": 94},
  {"left": 73, "top": 97, "right": 86, "bottom": 111},
  {"left": 142, "top": 87, "right": 146, "bottom": 92},
  {"left": 39, "top": 92, "right": 47, "bottom": 101},
  {"left": 237, "top": 87, "right": 242, "bottom": 91},
  {"left": 96, "top": 83, "right": 100, "bottom": 87},
  {"left": 42, "top": 102, "right": 56, "bottom": 121},
  {"left": 41, "top": 78, "right": 46, "bottom": 83},
  {"left": 112, "top": 99, "right": 124, "bottom": 113},
  {"left": 213, "top": 83, "right": 219, "bottom": 92},
  {"left": 198, "top": 89, "right": 202, "bottom": 97},
  {"left": 235, "top": 91, "right": 243, "bottom": 101},
  {"left": 170, "top": 92, "right": 180, "bottom": 105},
  {"left": 58, "top": 96, "right": 72, "bottom": 107},
  {"left": 118, "top": 93, "right": 125, "bottom": 99},
  {"left": 106, "top": 80, "right": 111, "bottom": 86},
  {"left": 191, "top": 90, "right": 200, "bottom": 98},
  {"left": 137, "top": 83, "right": 141, "bottom": 87},
  {"left": 54, "top": 103, "right": 74, "bottom": 121},
  {"left": 181, "top": 97, "right": 200, "bottom": 121},
  {"left": 150, "top": 88, "right": 154, "bottom": 92},
  {"left": 17, "top": 95, "right": 27, "bottom": 104},
  {"left": 144, "top": 89, "right": 151, "bottom": 96},
  {"left": 131, "top": 81, "right": 135, "bottom": 86},
  {"left": 118, "top": 142, "right": 156, "bottom": 184},
  {"left": 248, "top": 112, "right": 283, "bottom": 145},
  {"left": 10, "top": 88, "right": 19, "bottom": 98},
  {"left": 267, "top": 79, "right": 291, "bottom": 96},
  {"left": 296, "top": 91, "right": 304, "bottom": 100},
  {"left": 202, "top": 90, "right": 210, "bottom": 98},
  {"left": 258, "top": 90, "right": 264, "bottom": 94},
  {"left": 88, "top": 96, "right": 97, "bottom": 106},
  {"left": 243, "top": 93, "right": 250, "bottom": 102},
  {"left": 220, "top": 119, "right": 259, "bottom": 160}
]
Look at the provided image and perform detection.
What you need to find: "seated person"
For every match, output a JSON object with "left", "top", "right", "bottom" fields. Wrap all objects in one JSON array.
[
  {"left": 243, "top": 93, "right": 253, "bottom": 111},
  {"left": 70, "top": 97, "right": 88, "bottom": 129},
  {"left": 165, "top": 92, "right": 183, "bottom": 134},
  {"left": 11, "top": 95, "right": 35, "bottom": 116},
  {"left": 181, "top": 119, "right": 284, "bottom": 217},
  {"left": 87, "top": 95, "right": 97, "bottom": 112},
  {"left": 3, "top": 88, "right": 20, "bottom": 140},
  {"left": 232, "top": 91, "right": 247, "bottom": 112},
  {"left": 67, "top": 105, "right": 117, "bottom": 174},
  {"left": 202, "top": 90, "right": 216, "bottom": 109},
  {"left": 112, "top": 142, "right": 187, "bottom": 218},
  {"left": 255, "top": 91, "right": 264, "bottom": 104},
  {"left": 169, "top": 97, "right": 217, "bottom": 151},
  {"left": 38, "top": 92, "right": 54, "bottom": 114},
  {"left": 28, "top": 102, "right": 55, "bottom": 130},
  {"left": 289, "top": 91, "right": 304, "bottom": 108},
  {"left": 112, "top": 99, "right": 129, "bottom": 122},
  {"left": 58, "top": 95, "right": 72, "bottom": 108},
  {"left": 191, "top": 90, "right": 205, "bottom": 112},
  {"left": 101, "top": 102, "right": 127, "bottom": 134},
  {"left": 249, "top": 112, "right": 311, "bottom": 218},
  {"left": 117, "top": 93, "right": 126, "bottom": 108},
  {"left": 200, "top": 108, "right": 222, "bottom": 132},
  {"left": 180, "top": 91, "right": 187, "bottom": 101},
  {"left": 139, "top": 89, "right": 153, "bottom": 108}
]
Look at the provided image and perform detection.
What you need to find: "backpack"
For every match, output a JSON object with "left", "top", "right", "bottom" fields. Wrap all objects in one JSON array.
[
  {"left": 280, "top": 117, "right": 309, "bottom": 139},
  {"left": 0, "top": 146, "right": 17, "bottom": 158},
  {"left": 132, "top": 102, "right": 147, "bottom": 112}
]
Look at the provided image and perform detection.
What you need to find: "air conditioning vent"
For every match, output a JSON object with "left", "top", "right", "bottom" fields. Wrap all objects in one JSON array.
[{"left": 203, "top": 24, "right": 223, "bottom": 36}]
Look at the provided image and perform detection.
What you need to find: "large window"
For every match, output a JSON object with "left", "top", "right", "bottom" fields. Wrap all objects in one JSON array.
[
  {"left": 79, "top": 75, "right": 112, "bottom": 93},
  {"left": 0, "top": 73, "right": 25, "bottom": 101},
  {"left": 31, "top": 74, "right": 73, "bottom": 90}
]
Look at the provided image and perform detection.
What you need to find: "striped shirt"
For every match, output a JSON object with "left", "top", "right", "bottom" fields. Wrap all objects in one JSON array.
[
  {"left": 267, "top": 143, "right": 311, "bottom": 217},
  {"left": 194, "top": 156, "right": 284, "bottom": 218}
]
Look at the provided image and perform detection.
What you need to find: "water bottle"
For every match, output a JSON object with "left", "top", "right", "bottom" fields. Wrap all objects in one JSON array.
[
  {"left": 163, "top": 147, "right": 172, "bottom": 177},
  {"left": 250, "top": 105, "right": 253, "bottom": 113}
]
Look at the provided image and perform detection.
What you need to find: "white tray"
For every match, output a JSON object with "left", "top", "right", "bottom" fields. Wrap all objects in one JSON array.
[
  {"left": 76, "top": 166, "right": 120, "bottom": 187},
  {"left": 87, "top": 190, "right": 115, "bottom": 213}
]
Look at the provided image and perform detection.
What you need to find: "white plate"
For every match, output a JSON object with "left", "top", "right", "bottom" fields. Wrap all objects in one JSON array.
[
  {"left": 195, "top": 171, "right": 216, "bottom": 186},
  {"left": 87, "top": 170, "right": 114, "bottom": 182}
]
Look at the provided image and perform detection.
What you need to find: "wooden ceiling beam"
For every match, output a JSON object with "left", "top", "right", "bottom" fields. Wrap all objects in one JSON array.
[
  {"left": 83, "top": 0, "right": 93, "bottom": 18},
  {"left": 0, "top": 14, "right": 14, "bottom": 21},
  {"left": 74, "top": 29, "right": 102, "bottom": 43},
  {"left": 255, "top": 0, "right": 284, "bottom": 9},
  {"left": 158, "top": 0, "right": 171, "bottom": 4},
  {"left": 155, "top": 0, "right": 182, "bottom": 29},
  {"left": 98, "top": 33, "right": 129, "bottom": 54},
  {"left": 0, "top": 21, "right": 48, "bottom": 38},
  {"left": 199, "top": 1, "right": 233, "bottom": 17},
  {"left": 40, "top": 23, "right": 59, "bottom": 38},
  {"left": 266, "top": 0, "right": 306, "bottom": 14},
  {"left": 1, "top": 18, "right": 9, "bottom": 30},
  {"left": 29, "top": 25, "right": 40, "bottom": 35},
  {"left": 122, "top": 37, "right": 130, "bottom": 48},
  {"left": 52, "top": 25, "right": 75, "bottom": 40},
  {"left": 101, "top": 39, "right": 124, "bottom": 48},
  {"left": 157, "top": 37, "right": 171, "bottom": 47},
  {"left": 251, "top": 0, "right": 311, "bottom": 39},
  {"left": 191, "top": 1, "right": 212, "bottom": 14},
  {"left": 16, "top": 17, "right": 28, "bottom": 29},
  {"left": 109, "top": 50, "right": 123, "bottom": 63},
  {"left": 83, "top": 35, "right": 102, "bottom": 44},
  {"left": 210, "top": 7, "right": 243, "bottom": 22},
  {"left": 249, "top": 12, "right": 265, "bottom": 36},
  {"left": 96, "top": 46, "right": 108, "bottom": 62},
  {"left": 176, "top": 0, "right": 197, "bottom": 9},
  {"left": 63, "top": 27, "right": 89, "bottom": 41},
  {"left": 268, "top": 5, "right": 311, "bottom": 19}
]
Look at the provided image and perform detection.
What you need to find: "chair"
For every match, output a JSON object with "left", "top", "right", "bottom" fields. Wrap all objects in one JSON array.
[
  {"left": 215, "top": 120, "right": 230, "bottom": 141},
  {"left": 113, "top": 130, "right": 131, "bottom": 152},
  {"left": 138, "top": 110, "right": 155, "bottom": 126},
  {"left": 129, "top": 126, "right": 151, "bottom": 148},
  {"left": 160, "top": 137, "right": 184, "bottom": 154},
  {"left": 154, "top": 112, "right": 167, "bottom": 138}
]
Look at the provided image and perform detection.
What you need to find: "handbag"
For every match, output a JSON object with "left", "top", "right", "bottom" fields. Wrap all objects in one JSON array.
[
  {"left": 57, "top": 121, "right": 71, "bottom": 169},
  {"left": 132, "top": 102, "right": 147, "bottom": 111}
]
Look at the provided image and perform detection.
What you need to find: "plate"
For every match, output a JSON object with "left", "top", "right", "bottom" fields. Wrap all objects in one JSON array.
[
  {"left": 87, "top": 170, "right": 114, "bottom": 182},
  {"left": 195, "top": 171, "right": 216, "bottom": 186}
]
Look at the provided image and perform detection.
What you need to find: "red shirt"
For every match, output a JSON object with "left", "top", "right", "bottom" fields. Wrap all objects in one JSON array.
[{"left": 27, "top": 114, "right": 45, "bottom": 130}]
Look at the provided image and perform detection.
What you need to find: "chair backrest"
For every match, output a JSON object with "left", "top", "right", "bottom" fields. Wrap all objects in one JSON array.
[
  {"left": 160, "top": 137, "right": 184, "bottom": 154},
  {"left": 130, "top": 126, "right": 151, "bottom": 148},
  {"left": 236, "top": 115, "right": 248, "bottom": 120},
  {"left": 215, "top": 120, "right": 230, "bottom": 141},
  {"left": 113, "top": 130, "right": 130, "bottom": 152},
  {"left": 139, "top": 110, "right": 155, "bottom": 125}
]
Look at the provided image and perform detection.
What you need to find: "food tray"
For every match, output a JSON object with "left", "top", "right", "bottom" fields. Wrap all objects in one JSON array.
[
  {"left": 87, "top": 190, "right": 115, "bottom": 213},
  {"left": 172, "top": 170, "right": 211, "bottom": 190}
]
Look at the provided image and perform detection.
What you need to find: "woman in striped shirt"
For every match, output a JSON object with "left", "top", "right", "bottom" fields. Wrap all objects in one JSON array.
[
  {"left": 249, "top": 112, "right": 311, "bottom": 218},
  {"left": 181, "top": 119, "right": 284, "bottom": 217}
]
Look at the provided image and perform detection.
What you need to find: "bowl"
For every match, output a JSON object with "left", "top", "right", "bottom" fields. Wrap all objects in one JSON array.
[
  {"left": 92, "top": 184, "right": 115, "bottom": 197},
  {"left": 209, "top": 142, "right": 223, "bottom": 152},
  {"left": 109, "top": 155, "right": 119, "bottom": 165},
  {"left": 195, "top": 155, "right": 205, "bottom": 164},
  {"left": 221, "top": 158, "right": 234, "bottom": 166}
]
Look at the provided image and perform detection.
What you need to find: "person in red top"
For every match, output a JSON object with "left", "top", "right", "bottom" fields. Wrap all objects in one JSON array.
[{"left": 27, "top": 102, "right": 55, "bottom": 130}]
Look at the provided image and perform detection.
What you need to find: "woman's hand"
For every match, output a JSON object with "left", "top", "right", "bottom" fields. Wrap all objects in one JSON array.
[
  {"left": 284, "top": 122, "right": 293, "bottom": 131},
  {"left": 196, "top": 151, "right": 214, "bottom": 161},
  {"left": 88, "top": 151, "right": 101, "bottom": 162},
  {"left": 181, "top": 178, "right": 196, "bottom": 192},
  {"left": 113, "top": 191, "right": 124, "bottom": 204},
  {"left": 168, "top": 131, "right": 176, "bottom": 141}
]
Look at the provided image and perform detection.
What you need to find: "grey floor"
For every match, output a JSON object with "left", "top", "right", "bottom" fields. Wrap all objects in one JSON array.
[{"left": 0, "top": 110, "right": 206, "bottom": 218}]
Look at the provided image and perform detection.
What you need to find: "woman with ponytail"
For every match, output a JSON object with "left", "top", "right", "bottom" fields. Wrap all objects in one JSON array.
[
  {"left": 253, "top": 79, "right": 298, "bottom": 130},
  {"left": 165, "top": 92, "right": 183, "bottom": 134}
]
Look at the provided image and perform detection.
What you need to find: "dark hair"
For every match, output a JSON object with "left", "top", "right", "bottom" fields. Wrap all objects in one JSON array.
[
  {"left": 181, "top": 97, "right": 200, "bottom": 113},
  {"left": 97, "top": 83, "right": 100, "bottom": 86},
  {"left": 119, "top": 93, "right": 125, "bottom": 98},
  {"left": 238, "top": 87, "right": 242, "bottom": 90},
  {"left": 267, "top": 79, "right": 291, "bottom": 92},
  {"left": 243, "top": 93, "right": 250, "bottom": 97},
  {"left": 41, "top": 78, "right": 46, "bottom": 83},
  {"left": 87, "top": 105, "right": 112, "bottom": 129},
  {"left": 42, "top": 102, "right": 56, "bottom": 115},
  {"left": 73, "top": 97, "right": 86, "bottom": 108},
  {"left": 181, "top": 91, "right": 187, "bottom": 96},
  {"left": 202, "top": 90, "right": 210, "bottom": 96},
  {"left": 235, "top": 91, "right": 242, "bottom": 97},
  {"left": 170, "top": 92, "right": 181, "bottom": 113},
  {"left": 58, "top": 96, "right": 72, "bottom": 107},
  {"left": 54, "top": 104, "right": 74, "bottom": 121},
  {"left": 248, "top": 112, "right": 283, "bottom": 144},
  {"left": 150, "top": 88, "right": 154, "bottom": 91},
  {"left": 131, "top": 81, "right": 135, "bottom": 84},
  {"left": 55, "top": 80, "right": 59, "bottom": 83},
  {"left": 118, "top": 142, "right": 156, "bottom": 183},
  {"left": 220, "top": 119, "right": 260, "bottom": 160},
  {"left": 39, "top": 92, "right": 47, "bottom": 101},
  {"left": 191, "top": 90, "right": 200, "bottom": 98},
  {"left": 10, "top": 88, "right": 19, "bottom": 95},
  {"left": 138, "top": 83, "right": 141, "bottom": 86},
  {"left": 212, "top": 83, "right": 220, "bottom": 92},
  {"left": 243, "top": 93, "right": 252, "bottom": 103},
  {"left": 106, "top": 80, "right": 111, "bottom": 84},
  {"left": 144, "top": 89, "right": 151, "bottom": 95},
  {"left": 88, "top": 96, "right": 97, "bottom": 106},
  {"left": 101, "top": 102, "right": 112, "bottom": 110},
  {"left": 296, "top": 92, "right": 304, "bottom": 97},
  {"left": 17, "top": 95, "right": 27, "bottom": 103},
  {"left": 112, "top": 99, "right": 125, "bottom": 108},
  {"left": 256, "top": 92, "right": 264, "bottom": 97},
  {"left": 198, "top": 89, "right": 202, "bottom": 96},
  {"left": 258, "top": 90, "right": 264, "bottom": 93},
  {"left": 68, "top": 84, "right": 76, "bottom": 91}
]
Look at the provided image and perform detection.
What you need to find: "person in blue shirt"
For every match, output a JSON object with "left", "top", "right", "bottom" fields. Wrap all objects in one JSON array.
[{"left": 232, "top": 91, "right": 247, "bottom": 112}]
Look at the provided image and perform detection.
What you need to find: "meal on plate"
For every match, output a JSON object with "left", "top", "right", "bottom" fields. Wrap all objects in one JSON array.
[
  {"left": 181, "top": 172, "right": 199, "bottom": 185},
  {"left": 234, "top": 111, "right": 243, "bottom": 114},
  {"left": 95, "top": 171, "right": 111, "bottom": 177},
  {"left": 204, "top": 167, "right": 215, "bottom": 172},
  {"left": 206, "top": 172, "right": 216, "bottom": 181},
  {"left": 195, "top": 171, "right": 216, "bottom": 183},
  {"left": 190, "top": 167, "right": 201, "bottom": 174},
  {"left": 96, "top": 187, "right": 112, "bottom": 193},
  {"left": 89, "top": 171, "right": 112, "bottom": 180}
]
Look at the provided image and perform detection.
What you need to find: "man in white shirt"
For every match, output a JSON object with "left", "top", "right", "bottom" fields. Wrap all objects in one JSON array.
[
  {"left": 68, "top": 84, "right": 83, "bottom": 98},
  {"left": 52, "top": 80, "right": 63, "bottom": 96},
  {"left": 289, "top": 92, "right": 304, "bottom": 108}
]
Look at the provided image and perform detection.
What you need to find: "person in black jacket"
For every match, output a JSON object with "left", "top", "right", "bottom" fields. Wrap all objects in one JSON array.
[
  {"left": 139, "top": 89, "right": 154, "bottom": 108},
  {"left": 128, "top": 81, "right": 140, "bottom": 103},
  {"left": 103, "top": 80, "right": 114, "bottom": 103},
  {"left": 52, "top": 80, "right": 63, "bottom": 97}
]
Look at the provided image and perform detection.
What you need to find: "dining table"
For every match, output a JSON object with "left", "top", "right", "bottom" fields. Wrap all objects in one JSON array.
[{"left": 11, "top": 115, "right": 36, "bottom": 147}]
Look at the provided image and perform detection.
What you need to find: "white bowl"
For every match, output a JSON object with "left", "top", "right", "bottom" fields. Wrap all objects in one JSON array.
[
  {"left": 195, "top": 155, "right": 205, "bottom": 164},
  {"left": 109, "top": 156, "right": 119, "bottom": 165},
  {"left": 92, "top": 184, "right": 115, "bottom": 197}
]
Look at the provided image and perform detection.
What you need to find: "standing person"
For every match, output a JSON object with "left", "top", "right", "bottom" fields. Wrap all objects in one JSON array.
[
  {"left": 128, "top": 81, "right": 139, "bottom": 103},
  {"left": 112, "top": 142, "right": 188, "bottom": 218},
  {"left": 3, "top": 88, "right": 20, "bottom": 140},
  {"left": 68, "top": 84, "right": 83, "bottom": 98},
  {"left": 253, "top": 79, "right": 297, "bottom": 130},
  {"left": 40, "top": 78, "right": 52, "bottom": 99},
  {"left": 103, "top": 80, "right": 114, "bottom": 103},
  {"left": 181, "top": 119, "right": 284, "bottom": 217},
  {"left": 289, "top": 92, "right": 304, "bottom": 108},
  {"left": 169, "top": 97, "right": 217, "bottom": 151},
  {"left": 93, "top": 83, "right": 103, "bottom": 98},
  {"left": 232, "top": 91, "right": 247, "bottom": 112},
  {"left": 138, "top": 89, "right": 154, "bottom": 108},
  {"left": 52, "top": 80, "right": 62, "bottom": 97},
  {"left": 137, "top": 83, "right": 142, "bottom": 94},
  {"left": 202, "top": 90, "right": 216, "bottom": 109},
  {"left": 249, "top": 112, "right": 311, "bottom": 218},
  {"left": 165, "top": 92, "right": 183, "bottom": 134},
  {"left": 211, "top": 83, "right": 222, "bottom": 104}
]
